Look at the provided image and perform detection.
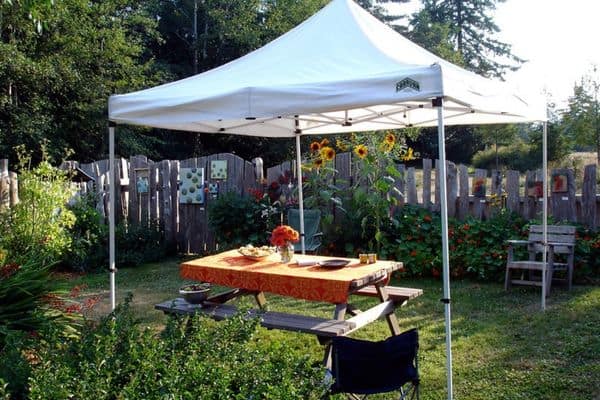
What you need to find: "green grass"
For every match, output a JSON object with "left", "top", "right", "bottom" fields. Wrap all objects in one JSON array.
[{"left": 65, "top": 259, "right": 600, "bottom": 400}]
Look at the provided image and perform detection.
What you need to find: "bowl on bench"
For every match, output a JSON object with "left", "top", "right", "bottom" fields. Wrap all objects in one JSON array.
[{"left": 179, "top": 283, "right": 211, "bottom": 304}]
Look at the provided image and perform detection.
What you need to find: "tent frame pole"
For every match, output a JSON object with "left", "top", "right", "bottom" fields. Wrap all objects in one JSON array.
[
  {"left": 542, "top": 121, "right": 548, "bottom": 310},
  {"left": 108, "top": 123, "right": 116, "bottom": 311},
  {"left": 295, "top": 117, "right": 306, "bottom": 254},
  {"left": 434, "top": 97, "right": 453, "bottom": 400}
]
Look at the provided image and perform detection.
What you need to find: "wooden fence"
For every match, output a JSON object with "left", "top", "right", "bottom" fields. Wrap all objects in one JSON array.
[{"left": 1, "top": 155, "right": 598, "bottom": 254}]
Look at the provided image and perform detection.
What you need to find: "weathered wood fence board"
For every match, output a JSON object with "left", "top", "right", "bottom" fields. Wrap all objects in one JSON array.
[{"left": 2, "top": 155, "right": 600, "bottom": 255}]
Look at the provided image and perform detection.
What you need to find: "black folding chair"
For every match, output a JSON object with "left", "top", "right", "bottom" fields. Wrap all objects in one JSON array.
[{"left": 329, "top": 329, "right": 419, "bottom": 400}]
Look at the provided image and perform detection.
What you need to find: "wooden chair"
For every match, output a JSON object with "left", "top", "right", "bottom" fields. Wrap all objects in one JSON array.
[{"left": 505, "top": 225, "right": 575, "bottom": 296}]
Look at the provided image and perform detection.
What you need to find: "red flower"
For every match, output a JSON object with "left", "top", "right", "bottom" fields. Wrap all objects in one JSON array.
[
  {"left": 0, "top": 263, "right": 20, "bottom": 279},
  {"left": 270, "top": 225, "right": 300, "bottom": 246}
]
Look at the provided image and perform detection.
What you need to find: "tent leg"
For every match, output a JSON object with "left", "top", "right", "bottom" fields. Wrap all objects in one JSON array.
[
  {"left": 542, "top": 121, "right": 548, "bottom": 310},
  {"left": 435, "top": 98, "right": 453, "bottom": 400},
  {"left": 109, "top": 123, "right": 116, "bottom": 311},
  {"left": 295, "top": 129, "right": 306, "bottom": 254}
]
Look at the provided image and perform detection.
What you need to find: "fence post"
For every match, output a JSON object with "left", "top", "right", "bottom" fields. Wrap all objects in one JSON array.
[
  {"left": 457, "top": 164, "right": 469, "bottom": 220},
  {"left": 406, "top": 167, "right": 417, "bottom": 205},
  {"left": 582, "top": 164, "right": 597, "bottom": 230},
  {"left": 447, "top": 161, "right": 457, "bottom": 218},
  {"left": 505, "top": 170, "right": 520, "bottom": 214},
  {"left": 422, "top": 158, "right": 432, "bottom": 210}
]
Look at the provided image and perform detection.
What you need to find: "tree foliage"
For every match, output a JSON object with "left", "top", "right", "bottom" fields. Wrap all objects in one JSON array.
[
  {"left": 560, "top": 68, "right": 600, "bottom": 162},
  {"left": 412, "top": 0, "right": 523, "bottom": 79},
  {"left": 0, "top": 0, "right": 168, "bottom": 164}
]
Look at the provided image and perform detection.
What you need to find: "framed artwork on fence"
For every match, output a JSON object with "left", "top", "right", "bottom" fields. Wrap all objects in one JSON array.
[
  {"left": 135, "top": 168, "right": 149, "bottom": 194},
  {"left": 210, "top": 160, "right": 227, "bottom": 180},
  {"left": 527, "top": 181, "right": 543, "bottom": 197},
  {"left": 179, "top": 167, "right": 205, "bottom": 204},
  {"left": 552, "top": 173, "right": 568, "bottom": 193},
  {"left": 472, "top": 177, "right": 486, "bottom": 197}
]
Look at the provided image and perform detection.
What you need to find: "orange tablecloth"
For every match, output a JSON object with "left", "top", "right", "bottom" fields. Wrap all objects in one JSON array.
[{"left": 180, "top": 250, "right": 402, "bottom": 304}]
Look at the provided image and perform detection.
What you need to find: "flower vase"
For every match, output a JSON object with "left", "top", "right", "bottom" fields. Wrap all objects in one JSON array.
[{"left": 278, "top": 242, "right": 295, "bottom": 263}]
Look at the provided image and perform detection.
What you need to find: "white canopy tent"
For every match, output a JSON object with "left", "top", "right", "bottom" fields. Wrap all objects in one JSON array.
[{"left": 108, "top": 0, "right": 547, "bottom": 399}]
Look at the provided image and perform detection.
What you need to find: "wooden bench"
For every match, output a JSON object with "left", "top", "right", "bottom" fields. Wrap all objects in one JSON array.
[
  {"left": 155, "top": 298, "right": 356, "bottom": 337},
  {"left": 353, "top": 286, "right": 424, "bottom": 304}
]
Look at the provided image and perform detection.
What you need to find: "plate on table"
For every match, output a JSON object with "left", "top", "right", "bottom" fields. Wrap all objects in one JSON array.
[
  {"left": 318, "top": 259, "right": 350, "bottom": 269},
  {"left": 238, "top": 245, "right": 274, "bottom": 261}
]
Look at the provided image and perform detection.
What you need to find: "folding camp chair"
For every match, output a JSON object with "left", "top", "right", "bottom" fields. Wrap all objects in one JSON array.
[
  {"left": 328, "top": 328, "right": 419, "bottom": 400},
  {"left": 287, "top": 208, "right": 323, "bottom": 253}
]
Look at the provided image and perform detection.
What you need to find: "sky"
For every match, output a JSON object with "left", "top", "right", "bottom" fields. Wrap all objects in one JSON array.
[{"left": 388, "top": 0, "right": 600, "bottom": 108}]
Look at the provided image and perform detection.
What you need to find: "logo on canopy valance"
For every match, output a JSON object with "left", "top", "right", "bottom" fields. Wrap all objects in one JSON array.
[{"left": 395, "top": 78, "right": 420, "bottom": 93}]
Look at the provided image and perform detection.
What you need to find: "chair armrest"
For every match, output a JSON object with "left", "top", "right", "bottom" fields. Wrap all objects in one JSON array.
[
  {"left": 506, "top": 240, "right": 529, "bottom": 246},
  {"left": 547, "top": 242, "right": 575, "bottom": 247},
  {"left": 313, "top": 232, "right": 324, "bottom": 238}
]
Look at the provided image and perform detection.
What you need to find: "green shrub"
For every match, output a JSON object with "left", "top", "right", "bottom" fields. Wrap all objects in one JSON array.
[
  {"left": 0, "top": 332, "right": 32, "bottom": 399},
  {"left": 384, "top": 205, "right": 442, "bottom": 277},
  {"left": 115, "top": 220, "right": 168, "bottom": 267},
  {"left": 0, "top": 159, "right": 75, "bottom": 266},
  {"left": 62, "top": 192, "right": 107, "bottom": 272},
  {"left": 573, "top": 226, "right": 600, "bottom": 283},
  {"left": 25, "top": 296, "right": 328, "bottom": 400},
  {"left": 471, "top": 143, "right": 538, "bottom": 171},
  {"left": 209, "top": 191, "right": 280, "bottom": 249}
]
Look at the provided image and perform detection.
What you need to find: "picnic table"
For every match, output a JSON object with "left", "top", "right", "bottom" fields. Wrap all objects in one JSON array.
[{"left": 156, "top": 250, "right": 422, "bottom": 354}]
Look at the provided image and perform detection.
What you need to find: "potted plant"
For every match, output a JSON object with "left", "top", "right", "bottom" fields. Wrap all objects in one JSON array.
[{"left": 179, "top": 282, "right": 211, "bottom": 304}]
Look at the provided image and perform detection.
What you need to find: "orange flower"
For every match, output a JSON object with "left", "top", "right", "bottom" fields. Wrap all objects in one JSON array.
[
  {"left": 354, "top": 144, "right": 368, "bottom": 159},
  {"left": 320, "top": 138, "right": 330, "bottom": 146},
  {"left": 270, "top": 225, "right": 300, "bottom": 246},
  {"left": 320, "top": 146, "right": 336, "bottom": 161},
  {"left": 310, "top": 141, "right": 321, "bottom": 152}
]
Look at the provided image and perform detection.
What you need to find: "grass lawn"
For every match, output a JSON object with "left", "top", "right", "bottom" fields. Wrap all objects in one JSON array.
[{"left": 65, "top": 258, "right": 600, "bottom": 400}]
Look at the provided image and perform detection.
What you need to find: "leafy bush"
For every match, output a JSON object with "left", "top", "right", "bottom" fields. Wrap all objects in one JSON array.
[
  {"left": 471, "top": 143, "right": 538, "bottom": 171},
  {"left": 115, "top": 220, "right": 168, "bottom": 267},
  {"left": 0, "top": 158, "right": 75, "bottom": 266},
  {"left": 23, "top": 296, "right": 328, "bottom": 400},
  {"left": 573, "top": 226, "right": 600, "bottom": 283},
  {"left": 209, "top": 190, "right": 280, "bottom": 249},
  {"left": 62, "top": 192, "right": 107, "bottom": 272}
]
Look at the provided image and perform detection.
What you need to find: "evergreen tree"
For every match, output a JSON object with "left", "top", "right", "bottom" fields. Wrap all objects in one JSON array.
[
  {"left": 560, "top": 68, "right": 600, "bottom": 163},
  {"left": 415, "top": 0, "right": 523, "bottom": 79}
]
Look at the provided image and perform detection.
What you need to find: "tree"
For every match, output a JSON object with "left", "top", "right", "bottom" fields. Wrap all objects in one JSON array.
[
  {"left": 0, "top": 0, "right": 168, "bottom": 163},
  {"left": 413, "top": 0, "right": 523, "bottom": 79},
  {"left": 560, "top": 68, "right": 600, "bottom": 163}
]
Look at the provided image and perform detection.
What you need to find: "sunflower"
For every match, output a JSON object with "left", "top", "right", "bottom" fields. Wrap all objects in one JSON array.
[
  {"left": 320, "top": 138, "right": 330, "bottom": 146},
  {"left": 384, "top": 132, "right": 395, "bottom": 146},
  {"left": 310, "top": 141, "right": 321, "bottom": 152},
  {"left": 336, "top": 138, "right": 348, "bottom": 152},
  {"left": 354, "top": 144, "right": 368, "bottom": 159},
  {"left": 402, "top": 147, "right": 415, "bottom": 161},
  {"left": 320, "top": 146, "right": 336, "bottom": 161},
  {"left": 313, "top": 158, "right": 324, "bottom": 169}
]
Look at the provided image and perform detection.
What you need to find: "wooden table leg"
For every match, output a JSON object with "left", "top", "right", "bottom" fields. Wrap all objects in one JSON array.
[
  {"left": 322, "top": 303, "right": 349, "bottom": 368},
  {"left": 376, "top": 285, "right": 401, "bottom": 335},
  {"left": 254, "top": 291, "right": 267, "bottom": 309}
]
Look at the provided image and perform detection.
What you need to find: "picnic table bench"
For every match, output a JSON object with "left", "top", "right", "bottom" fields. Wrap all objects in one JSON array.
[{"left": 156, "top": 285, "right": 423, "bottom": 338}]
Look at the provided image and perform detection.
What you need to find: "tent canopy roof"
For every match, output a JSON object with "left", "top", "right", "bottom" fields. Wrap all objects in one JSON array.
[{"left": 108, "top": 0, "right": 546, "bottom": 137}]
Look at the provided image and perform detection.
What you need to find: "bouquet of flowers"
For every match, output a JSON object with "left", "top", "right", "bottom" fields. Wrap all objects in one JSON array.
[{"left": 270, "top": 225, "right": 300, "bottom": 247}]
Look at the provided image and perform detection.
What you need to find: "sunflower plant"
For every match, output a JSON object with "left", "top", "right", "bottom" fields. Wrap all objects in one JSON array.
[{"left": 335, "top": 131, "right": 415, "bottom": 253}]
